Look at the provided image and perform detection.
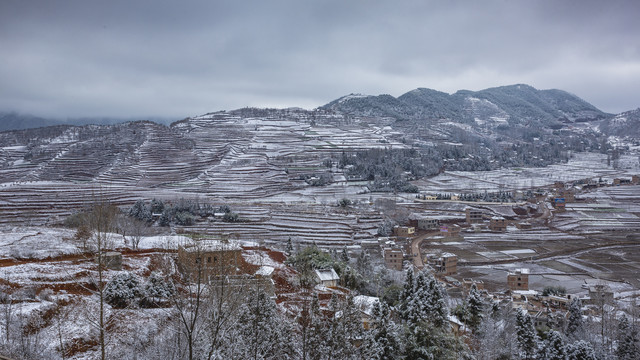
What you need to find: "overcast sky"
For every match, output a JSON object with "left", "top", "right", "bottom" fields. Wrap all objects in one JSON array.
[{"left": 1, "top": 0, "right": 639, "bottom": 119}]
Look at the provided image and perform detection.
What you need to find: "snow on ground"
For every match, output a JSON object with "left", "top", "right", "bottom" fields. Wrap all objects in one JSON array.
[
  {"left": 420, "top": 152, "right": 633, "bottom": 192},
  {"left": 0, "top": 227, "right": 77, "bottom": 259},
  {"left": 243, "top": 249, "right": 284, "bottom": 268},
  {"left": 136, "top": 235, "right": 192, "bottom": 250}
]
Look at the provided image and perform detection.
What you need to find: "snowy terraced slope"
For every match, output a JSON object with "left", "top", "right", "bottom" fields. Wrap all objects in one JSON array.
[
  {"left": 177, "top": 204, "right": 381, "bottom": 248},
  {"left": 418, "top": 152, "right": 633, "bottom": 192}
]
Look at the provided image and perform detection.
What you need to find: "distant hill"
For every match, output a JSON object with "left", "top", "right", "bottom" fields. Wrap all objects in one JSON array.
[
  {"left": 322, "top": 84, "right": 611, "bottom": 128},
  {"left": 0, "top": 112, "right": 61, "bottom": 131},
  {"left": 0, "top": 112, "right": 175, "bottom": 132},
  {"left": 599, "top": 108, "right": 640, "bottom": 137}
]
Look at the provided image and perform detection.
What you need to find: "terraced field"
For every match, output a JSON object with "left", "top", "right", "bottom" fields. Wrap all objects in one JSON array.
[{"left": 0, "top": 110, "right": 400, "bottom": 248}]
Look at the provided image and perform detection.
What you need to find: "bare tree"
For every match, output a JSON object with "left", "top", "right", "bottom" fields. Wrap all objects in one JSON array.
[
  {"left": 80, "top": 200, "right": 119, "bottom": 360},
  {"left": 0, "top": 283, "right": 14, "bottom": 347},
  {"left": 118, "top": 215, "right": 149, "bottom": 250}
]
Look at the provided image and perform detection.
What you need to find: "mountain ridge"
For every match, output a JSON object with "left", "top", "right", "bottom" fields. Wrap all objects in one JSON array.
[{"left": 321, "top": 84, "right": 611, "bottom": 128}]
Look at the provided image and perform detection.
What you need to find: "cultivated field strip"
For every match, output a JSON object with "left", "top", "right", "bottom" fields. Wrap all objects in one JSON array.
[{"left": 177, "top": 206, "right": 382, "bottom": 248}]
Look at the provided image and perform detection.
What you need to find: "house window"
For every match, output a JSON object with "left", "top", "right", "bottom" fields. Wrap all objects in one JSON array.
[
  {"left": 195, "top": 257, "right": 201, "bottom": 264},
  {"left": 207, "top": 257, "right": 212, "bottom": 263}
]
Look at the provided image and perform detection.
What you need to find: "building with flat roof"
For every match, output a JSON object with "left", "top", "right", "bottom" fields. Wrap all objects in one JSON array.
[
  {"left": 434, "top": 252, "right": 457, "bottom": 275},
  {"left": 393, "top": 226, "right": 415, "bottom": 238},
  {"left": 177, "top": 239, "right": 242, "bottom": 280},
  {"left": 507, "top": 268, "right": 529, "bottom": 291},
  {"left": 383, "top": 247, "right": 404, "bottom": 271},
  {"left": 489, "top": 216, "right": 507, "bottom": 232},
  {"left": 465, "top": 207, "right": 483, "bottom": 224}
]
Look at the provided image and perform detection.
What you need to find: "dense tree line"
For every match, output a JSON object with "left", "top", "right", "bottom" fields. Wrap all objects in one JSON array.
[
  {"left": 336, "top": 124, "right": 611, "bottom": 193},
  {"left": 128, "top": 198, "right": 240, "bottom": 226}
]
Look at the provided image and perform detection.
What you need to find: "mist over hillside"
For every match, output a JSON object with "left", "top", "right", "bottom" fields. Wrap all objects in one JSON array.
[{"left": 0, "top": 112, "right": 176, "bottom": 132}]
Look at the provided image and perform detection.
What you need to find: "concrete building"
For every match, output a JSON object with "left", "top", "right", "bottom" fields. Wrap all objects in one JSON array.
[
  {"left": 177, "top": 239, "right": 242, "bottom": 280},
  {"left": 417, "top": 217, "right": 440, "bottom": 231},
  {"left": 508, "top": 268, "right": 530, "bottom": 291},
  {"left": 393, "top": 226, "right": 415, "bottom": 238},
  {"left": 489, "top": 216, "right": 507, "bottom": 232},
  {"left": 434, "top": 252, "right": 457, "bottom": 275},
  {"left": 465, "top": 207, "right": 483, "bottom": 224},
  {"left": 587, "top": 284, "right": 614, "bottom": 305},
  {"left": 383, "top": 247, "right": 404, "bottom": 271},
  {"left": 440, "top": 224, "right": 461, "bottom": 238}
]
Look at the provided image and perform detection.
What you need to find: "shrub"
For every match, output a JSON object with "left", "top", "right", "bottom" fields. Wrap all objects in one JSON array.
[
  {"left": 222, "top": 212, "right": 239, "bottom": 222},
  {"left": 104, "top": 272, "right": 141, "bottom": 308}
]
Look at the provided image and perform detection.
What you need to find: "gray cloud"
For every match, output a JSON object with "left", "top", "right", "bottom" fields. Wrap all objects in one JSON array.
[{"left": 1, "top": 0, "right": 639, "bottom": 118}]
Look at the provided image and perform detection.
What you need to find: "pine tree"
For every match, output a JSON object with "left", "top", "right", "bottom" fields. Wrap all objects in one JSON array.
[
  {"left": 363, "top": 301, "right": 402, "bottom": 360},
  {"left": 424, "top": 271, "right": 448, "bottom": 328},
  {"left": 232, "top": 288, "right": 295, "bottom": 360},
  {"left": 566, "top": 340, "right": 598, "bottom": 360},
  {"left": 326, "top": 295, "right": 361, "bottom": 359},
  {"left": 536, "top": 330, "right": 566, "bottom": 360},
  {"left": 400, "top": 267, "right": 416, "bottom": 321},
  {"left": 305, "top": 297, "right": 329, "bottom": 360},
  {"left": 128, "top": 199, "right": 151, "bottom": 222},
  {"left": 515, "top": 309, "right": 538, "bottom": 360},
  {"left": 340, "top": 246, "right": 350, "bottom": 263},
  {"left": 616, "top": 315, "right": 639, "bottom": 360},
  {"left": 406, "top": 269, "right": 430, "bottom": 324},
  {"left": 466, "top": 283, "right": 484, "bottom": 333},
  {"left": 150, "top": 198, "right": 164, "bottom": 214},
  {"left": 356, "top": 250, "right": 372, "bottom": 278},
  {"left": 285, "top": 237, "right": 294, "bottom": 257},
  {"left": 401, "top": 268, "right": 448, "bottom": 328},
  {"left": 566, "top": 297, "right": 584, "bottom": 340}
]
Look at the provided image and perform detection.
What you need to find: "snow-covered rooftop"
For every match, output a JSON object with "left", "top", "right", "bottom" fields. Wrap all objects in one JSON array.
[{"left": 315, "top": 268, "right": 339, "bottom": 282}]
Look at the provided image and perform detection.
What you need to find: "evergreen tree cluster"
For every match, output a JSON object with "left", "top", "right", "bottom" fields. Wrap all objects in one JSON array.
[
  {"left": 128, "top": 198, "right": 236, "bottom": 226},
  {"left": 103, "top": 271, "right": 173, "bottom": 309}
]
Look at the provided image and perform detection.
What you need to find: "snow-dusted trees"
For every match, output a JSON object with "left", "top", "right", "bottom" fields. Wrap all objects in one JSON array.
[
  {"left": 399, "top": 267, "right": 415, "bottom": 320},
  {"left": 142, "top": 271, "right": 174, "bottom": 307},
  {"left": 616, "top": 315, "right": 639, "bottom": 360},
  {"left": 298, "top": 295, "right": 364, "bottom": 360},
  {"left": 83, "top": 200, "right": 119, "bottom": 360},
  {"left": 118, "top": 215, "right": 149, "bottom": 250},
  {"left": 298, "top": 297, "right": 322, "bottom": 360},
  {"left": 566, "top": 297, "right": 584, "bottom": 341},
  {"left": 536, "top": 330, "right": 566, "bottom": 360},
  {"left": 104, "top": 271, "right": 141, "bottom": 308},
  {"left": 225, "top": 288, "right": 294, "bottom": 359},
  {"left": 566, "top": 340, "right": 598, "bottom": 360},
  {"left": 129, "top": 199, "right": 152, "bottom": 223},
  {"left": 399, "top": 268, "right": 470, "bottom": 359},
  {"left": 474, "top": 302, "right": 518, "bottom": 360},
  {"left": 465, "top": 283, "right": 484, "bottom": 333},
  {"left": 325, "top": 295, "right": 363, "bottom": 359},
  {"left": 515, "top": 309, "right": 538, "bottom": 360},
  {"left": 362, "top": 301, "right": 402, "bottom": 360},
  {"left": 401, "top": 269, "right": 448, "bottom": 328}
]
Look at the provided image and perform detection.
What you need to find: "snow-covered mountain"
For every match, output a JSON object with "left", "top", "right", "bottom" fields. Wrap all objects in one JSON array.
[
  {"left": 322, "top": 84, "right": 610, "bottom": 128},
  {"left": 599, "top": 108, "right": 640, "bottom": 137}
]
